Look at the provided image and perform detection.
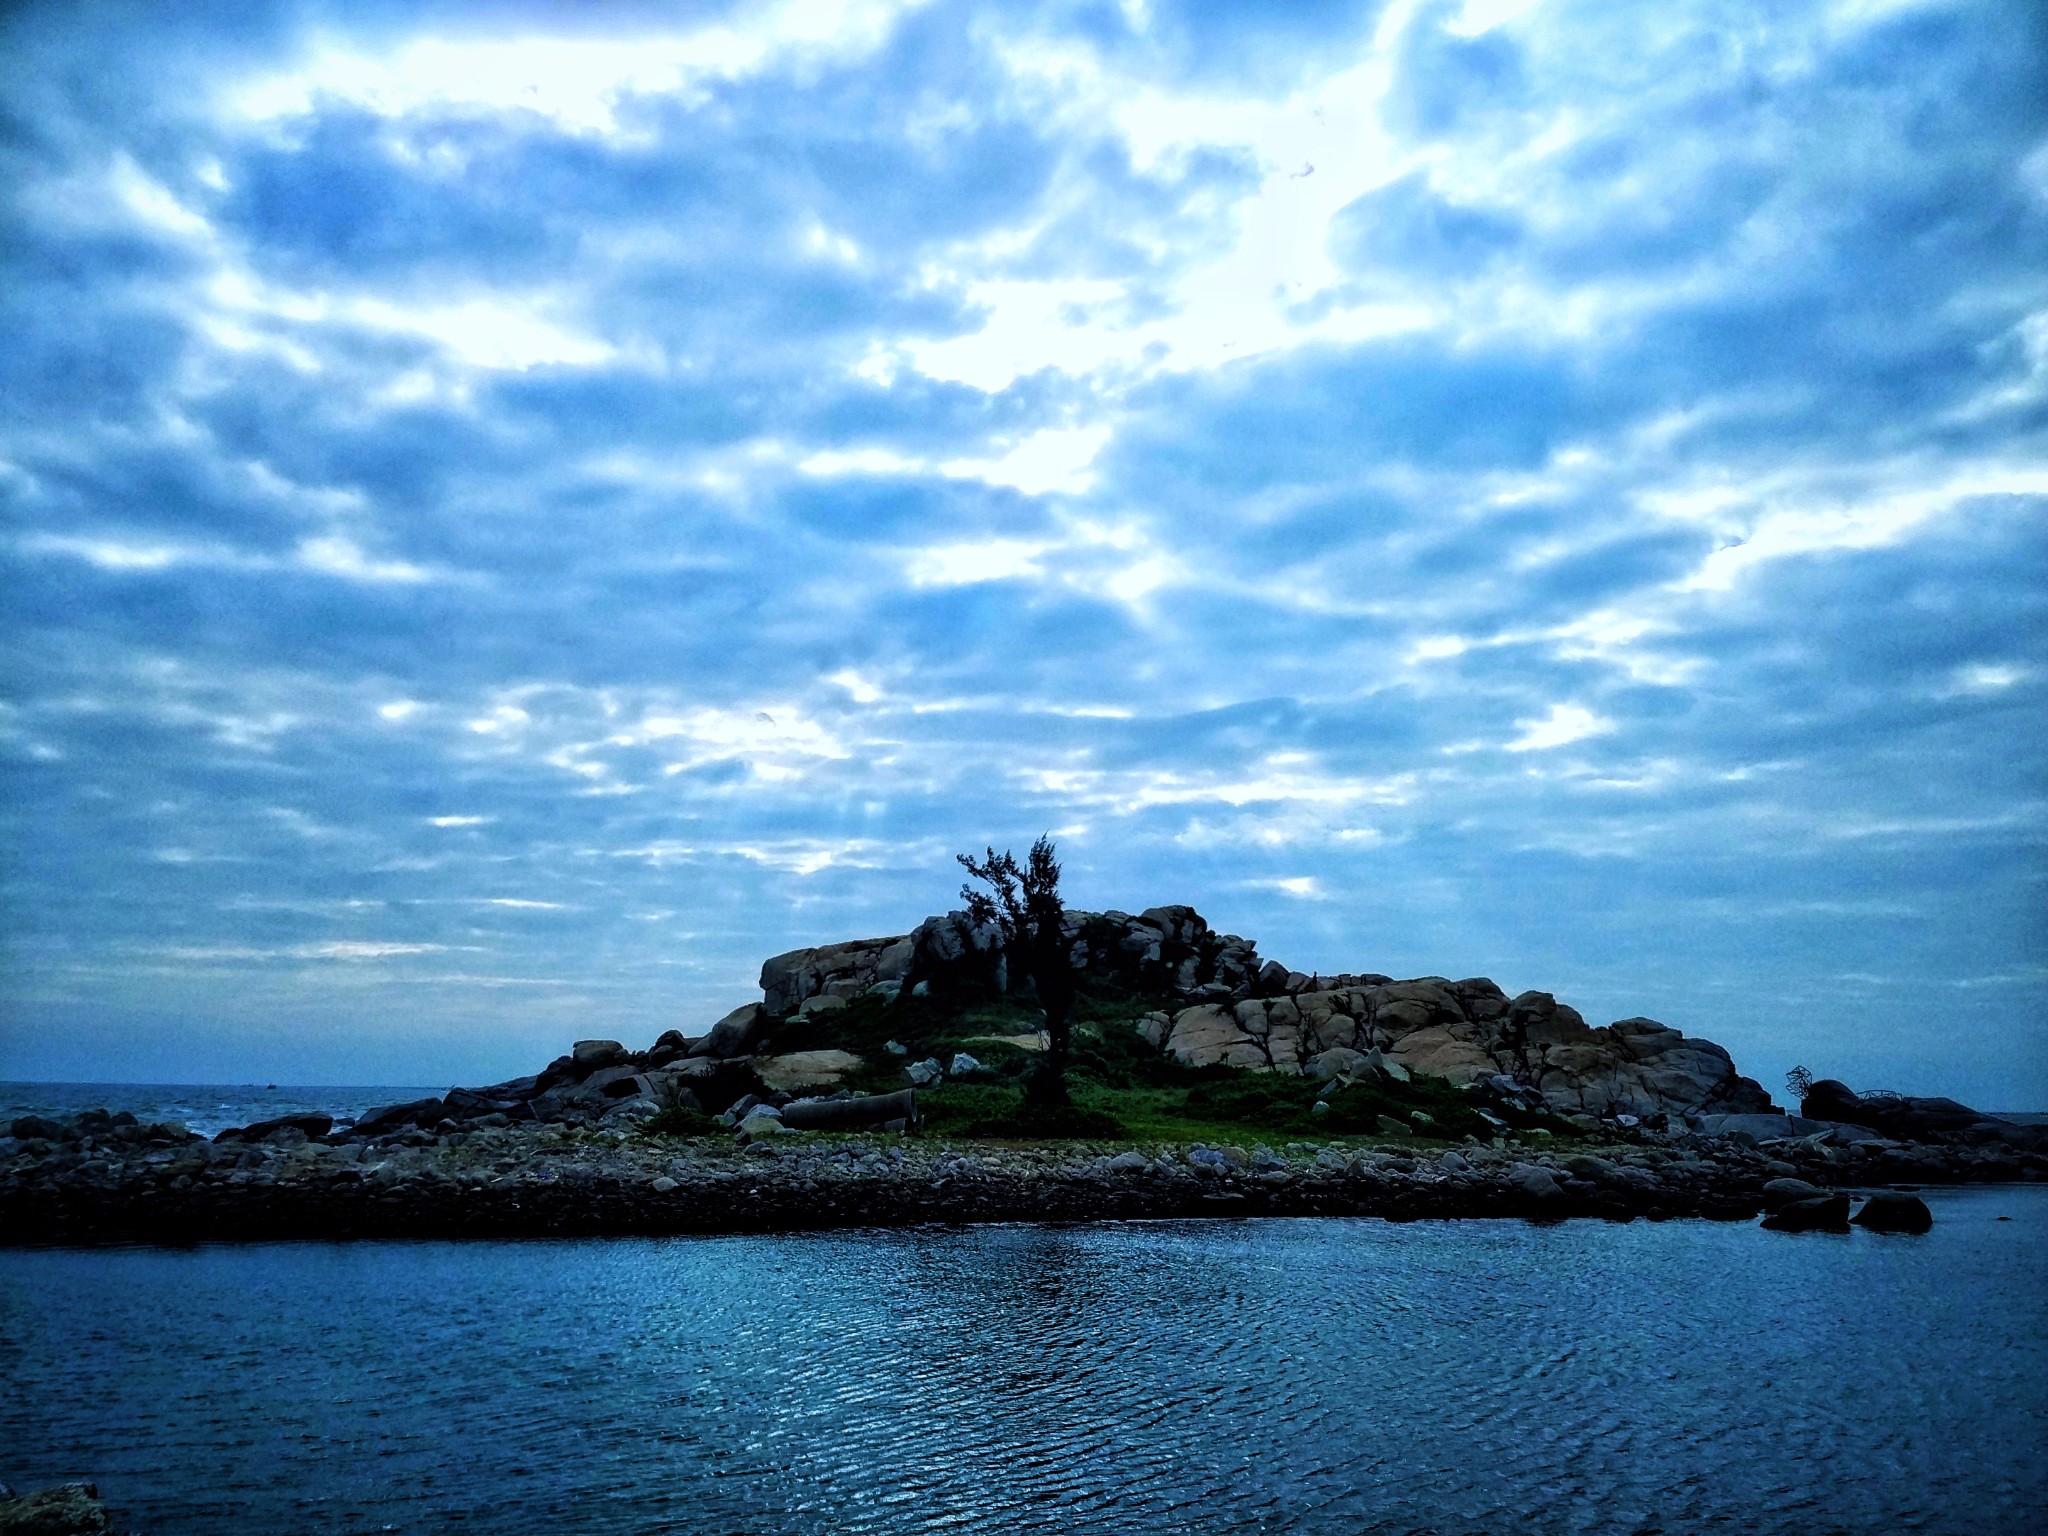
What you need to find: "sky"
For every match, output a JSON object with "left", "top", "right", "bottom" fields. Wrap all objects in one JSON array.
[{"left": 1, "top": 0, "right": 2042, "bottom": 1102}]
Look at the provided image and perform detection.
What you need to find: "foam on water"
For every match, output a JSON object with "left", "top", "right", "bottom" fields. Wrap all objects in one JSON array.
[
  {"left": 1, "top": 1083, "right": 444, "bottom": 1139},
  {"left": 2, "top": 1188, "right": 2043, "bottom": 1534}
]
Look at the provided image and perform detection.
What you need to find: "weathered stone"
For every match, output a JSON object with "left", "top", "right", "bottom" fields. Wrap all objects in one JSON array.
[
  {"left": 1359, "top": 1046, "right": 1409, "bottom": 1082},
  {"left": 760, "top": 934, "right": 909, "bottom": 1014},
  {"left": 222, "top": 1112, "right": 332, "bottom": 1143},
  {"left": 1306, "top": 1046, "right": 1368, "bottom": 1080},
  {"left": 0, "top": 1482, "right": 110, "bottom": 1535},
  {"left": 352, "top": 1098, "right": 444, "bottom": 1137},
  {"left": 1804, "top": 1080, "right": 2038, "bottom": 1147},
  {"left": 1165, "top": 1004, "right": 1259, "bottom": 1069},
  {"left": 1761, "top": 1177, "right": 1825, "bottom": 1209},
  {"left": 1760, "top": 1194, "right": 1852, "bottom": 1232},
  {"left": 1375, "top": 999, "right": 1434, "bottom": 1032},
  {"left": 737, "top": 1106, "right": 787, "bottom": 1141},
  {"left": 1852, "top": 1192, "right": 1933, "bottom": 1234},
  {"left": 1506, "top": 1163, "right": 1564, "bottom": 1201},
  {"left": 572, "top": 1039, "right": 629, "bottom": 1072},
  {"left": 689, "top": 1003, "right": 766, "bottom": 1059},
  {"left": 1385, "top": 1026, "right": 1497, "bottom": 1085},
  {"left": 756, "top": 1050, "right": 862, "bottom": 1094}
]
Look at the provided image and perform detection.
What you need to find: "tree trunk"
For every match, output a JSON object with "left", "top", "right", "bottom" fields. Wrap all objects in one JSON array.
[
  {"left": 1023, "top": 921, "right": 1074, "bottom": 1106},
  {"left": 1025, "top": 1000, "right": 1072, "bottom": 1106}
]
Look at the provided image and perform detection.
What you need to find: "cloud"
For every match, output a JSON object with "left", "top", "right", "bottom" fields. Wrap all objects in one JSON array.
[
  {"left": 1505, "top": 703, "right": 1613, "bottom": 753},
  {"left": 0, "top": 0, "right": 2041, "bottom": 1104}
]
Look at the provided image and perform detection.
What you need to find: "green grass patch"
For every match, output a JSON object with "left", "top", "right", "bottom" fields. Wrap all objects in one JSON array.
[
  {"left": 639, "top": 1106, "right": 721, "bottom": 1138},
  {"left": 744, "top": 981, "right": 1583, "bottom": 1148}
]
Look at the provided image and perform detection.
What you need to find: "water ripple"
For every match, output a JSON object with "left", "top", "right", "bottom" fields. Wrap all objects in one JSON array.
[{"left": 1, "top": 1190, "right": 2044, "bottom": 1534}]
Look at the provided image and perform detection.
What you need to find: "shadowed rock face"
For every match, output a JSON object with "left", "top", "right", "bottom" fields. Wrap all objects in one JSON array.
[
  {"left": 753, "top": 906, "right": 1776, "bottom": 1122},
  {"left": 1802, "top": 1080, "right": 2042, "bottom": 1150}
]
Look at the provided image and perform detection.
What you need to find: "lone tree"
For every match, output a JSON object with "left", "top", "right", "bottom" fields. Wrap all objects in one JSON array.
[{"left": 958, "top": 835, "right": 1075, "bottom": 1107}]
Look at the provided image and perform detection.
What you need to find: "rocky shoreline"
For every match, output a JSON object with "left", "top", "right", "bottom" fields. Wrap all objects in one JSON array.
[
  {"left": 4, "top": 1108, "right": 2040, "bottom": 1247},
  {"left": 11, "top": 901, "right": 2040, "bottom": 1247}
]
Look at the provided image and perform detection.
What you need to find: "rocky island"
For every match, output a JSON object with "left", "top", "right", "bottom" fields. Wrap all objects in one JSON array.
[{"left": 5, "top": 906, "right": 2041, "bottom": 1244}]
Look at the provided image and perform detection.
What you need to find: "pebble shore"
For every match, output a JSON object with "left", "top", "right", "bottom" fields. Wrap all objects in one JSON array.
[{"left": 4, "top": 1112, "right": 2041, "bottom": 1245}]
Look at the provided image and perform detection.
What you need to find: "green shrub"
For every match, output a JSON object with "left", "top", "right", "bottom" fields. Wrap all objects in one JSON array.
[
  {"left": 916, "top": 1083, "right": 1028, "bottom": 1136},
  {"left": 640, "top": 1106, "right": 720, "bottom": 1138}
]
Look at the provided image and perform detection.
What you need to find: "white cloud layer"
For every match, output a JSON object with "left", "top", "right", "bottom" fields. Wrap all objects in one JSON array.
[{"left": 0, "top": 0, "right": 2041, "bottom": 1100}]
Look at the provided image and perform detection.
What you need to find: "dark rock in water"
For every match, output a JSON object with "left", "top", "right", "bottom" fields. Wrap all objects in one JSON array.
[
  {"left": 351, "top": 1097, "right": 445, "bottom": 1137},
  {"left": 1761, "top": 1177, "right": 1826, "bottom": 1210},
  {"left": 1760, "top": 1193, "right": 1852, "bottom": 1232},
  {"left": 1852, "top": 1192, "right": 1933, "bottom": 1234},
  {"left": 8, "top": 1115, "right": 69, "bottom": 1142},
  {"left": 0, "top": 1481, "right": 110, "bottom": 1535},
  {"left": 217, "top": 1112, "right": 333, "bottom": 1144}
]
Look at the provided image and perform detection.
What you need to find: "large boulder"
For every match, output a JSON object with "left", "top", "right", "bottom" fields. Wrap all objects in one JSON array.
[
  {"left": 1761, "top": 1194, "right": 1852, "bottom": 1233},
  {"left": 571, "top": 1039, "right": 629, "bottom": 1072},
  {"left": 756, "top": 1050, "right": 862, "bottom": 1094},
  {"left": 1532, "top": 1017, "right": 1773, "bottom": 1119},
  {"left": 688, "top": 1003, "right": 767, "bottom": 1059},
  {"left": 760, "top": 934, "right": 911, "bottom": 1014},
  {"left": 663, "top": 1057, "right": 765, "bottom": 1115},
  {"left": 1852, "top": 1192, "right": 1934, "bottom": 1234},
  {"left": 1163, "top": 1004, "right": 1267, "bottom": 1070},
  {"left": 1385, "top": 1025, "right": 1499, "bottom": 1086},
  {"left": 219, "top": 1112, "right": 333, "bottom": 1143},
  {"left": 1761, "top": 1177, "right": 1826, "bottom": 1210},
  {"left": 351, "top": 1098, "right": 444, "bottom": 1137}
]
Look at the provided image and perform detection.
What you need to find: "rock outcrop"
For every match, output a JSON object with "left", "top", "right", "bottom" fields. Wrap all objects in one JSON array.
[
  {"left": 278, "top": 903, "right": 1774, "bottom": 1142},
  {"left": 0, "top": 1482, "right": 110, "bottom": 1536},
  {"left": 1801, "top": 1080, "right": 2043, "bottom": 1150},
  {"left": 750, "top": 904, "right": 1775, "bottom": 1123}
]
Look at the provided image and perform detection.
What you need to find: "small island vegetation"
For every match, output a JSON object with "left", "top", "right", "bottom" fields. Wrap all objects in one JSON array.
[{"left": 660, "top": 959, "right": 1582, "bottom": 1146}]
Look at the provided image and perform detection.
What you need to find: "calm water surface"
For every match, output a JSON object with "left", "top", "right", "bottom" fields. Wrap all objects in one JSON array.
[{"left": 3, "top": 1188, "right": 2043, "bottom": 1535}]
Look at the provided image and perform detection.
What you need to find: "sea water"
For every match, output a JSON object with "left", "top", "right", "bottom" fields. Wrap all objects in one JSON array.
[
  {"left": 2, "top": 1187, "right": 2042, "bottom": 1535},
  {"left": 1, "top": 1082, "right": 444, "bottom": 1140}
]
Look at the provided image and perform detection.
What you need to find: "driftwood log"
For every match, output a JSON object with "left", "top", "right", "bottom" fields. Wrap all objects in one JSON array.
[{"left": 779, "top": 1089, "right": 918, "bottom": 1133}]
